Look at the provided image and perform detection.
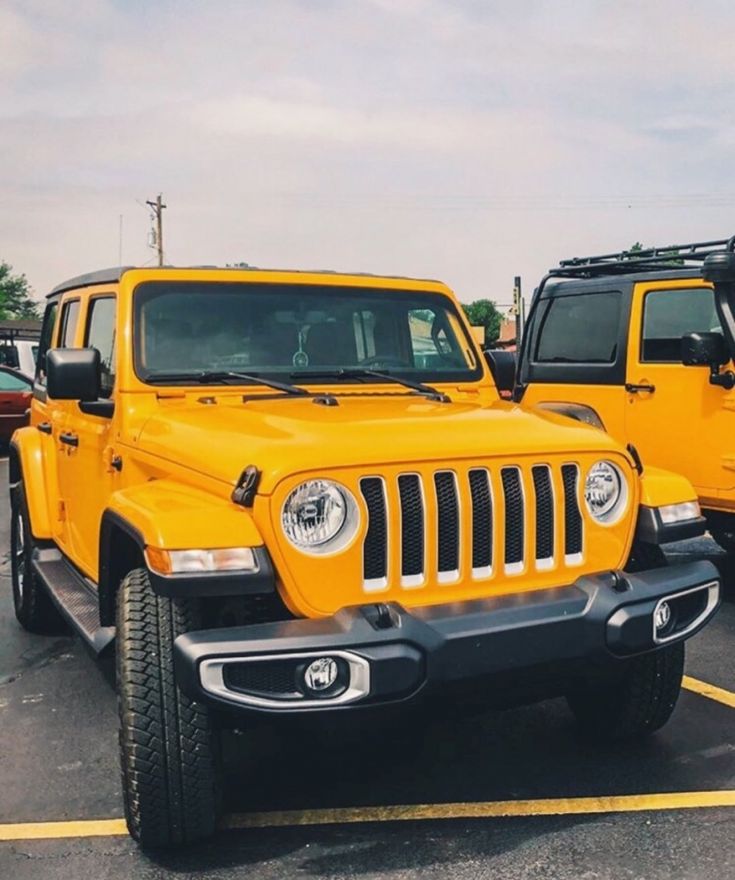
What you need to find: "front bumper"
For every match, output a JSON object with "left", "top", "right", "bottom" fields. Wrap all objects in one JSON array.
[{"left": 174, "top": 561, "right": 720, "bottom": 715}]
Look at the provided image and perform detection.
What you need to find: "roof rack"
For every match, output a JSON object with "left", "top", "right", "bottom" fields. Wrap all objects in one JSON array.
[{"left": 552, "top": 235, "right": 735, "bottom": 278}]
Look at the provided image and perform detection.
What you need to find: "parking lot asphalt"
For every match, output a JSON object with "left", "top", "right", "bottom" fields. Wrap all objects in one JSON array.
[{"left": 0, "top": 457, "right": 733, "bottom": 879}]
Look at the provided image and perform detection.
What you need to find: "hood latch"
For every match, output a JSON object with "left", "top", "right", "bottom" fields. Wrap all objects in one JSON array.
[{"left": 232, "top": 465, "right": 261, "bottom": 507}]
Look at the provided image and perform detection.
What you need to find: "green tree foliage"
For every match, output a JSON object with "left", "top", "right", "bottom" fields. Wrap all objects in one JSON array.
[
  {"left": 0, "top": 262, "right": 40, "bottom": 319},
  {"left": 462, "top": 299, "right": 503, "bottom": 346}
]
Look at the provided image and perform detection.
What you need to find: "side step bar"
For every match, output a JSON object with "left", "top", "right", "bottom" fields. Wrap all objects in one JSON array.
[{"left": 32, "top": 548, "right": 115, "bottom": 655}]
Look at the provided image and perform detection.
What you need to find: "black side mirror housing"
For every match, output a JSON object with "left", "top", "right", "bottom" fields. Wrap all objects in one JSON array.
[
  {"left": 681, "top": 331, "right": 735, "bottom": 389},
  {"left": 681, "top": 331, "right": 729, "bottom": 368},
  {"left": 47, "top": 348, "right": 101, "bottom": 401},
  {"left": 484, "top": 349, "right": 517, "bottom": 394}
]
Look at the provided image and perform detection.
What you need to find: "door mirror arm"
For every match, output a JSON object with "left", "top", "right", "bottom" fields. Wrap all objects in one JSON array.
[{"left": 708, "top": 366, "right": 735, "bottom": 390}]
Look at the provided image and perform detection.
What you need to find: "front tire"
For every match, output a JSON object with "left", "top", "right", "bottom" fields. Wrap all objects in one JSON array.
[
  {"left": 117, "top": 568, "right": 221, "bottom": 848},
  {"left": 10, "top": 482, "right": 64, "bottom": 633},
  {"left": 567, "top": 641, "right": 684, "bottom": 741}
]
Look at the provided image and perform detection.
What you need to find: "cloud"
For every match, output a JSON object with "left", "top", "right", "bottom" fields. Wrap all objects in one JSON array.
[{"left": 2, "top": 0, "right": 735, "bottom": 302}]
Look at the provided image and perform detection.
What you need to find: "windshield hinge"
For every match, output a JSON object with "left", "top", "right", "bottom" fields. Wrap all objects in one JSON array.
[{"left": 232, "top": 465, "right": 261, "bottom": 507}]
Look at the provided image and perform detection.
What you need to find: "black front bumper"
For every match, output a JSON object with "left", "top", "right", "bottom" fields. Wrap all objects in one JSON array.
[{"left": 174, "top": 561, "right": 720, "bottom": 715}]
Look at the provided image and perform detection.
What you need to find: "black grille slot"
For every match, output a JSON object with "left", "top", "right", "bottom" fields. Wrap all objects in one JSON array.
[
  {"left": 224, "top": 660, "right": 300, "bottom": 697},
  {"left": 501, "top": 467, "right": 524, "bottom": 566},
  {"left": 398, "top": 474, "right": 424, "bottom": 579},
  {"left": 561, "top": 464, "right": 583, "bottom": 556},
  {"left": 434, "top": 471, "right": 459, "bottom": 574},
  {"left": 532, "top": 465, "right": 554, "bottom": 561},
  {"left": 468, "top": 468, "right": 492, "bottom": 571},
  {"left": 360, "top": 477, "right": 388, "bottom": 583}
]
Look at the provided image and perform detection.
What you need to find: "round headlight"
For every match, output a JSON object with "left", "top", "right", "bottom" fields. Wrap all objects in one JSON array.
[
  {"left": 282, "top": 479, "right": 358, "bottom": 553},
  {"left": 584, "top": 461, "right": 627, "bottom": 523}
]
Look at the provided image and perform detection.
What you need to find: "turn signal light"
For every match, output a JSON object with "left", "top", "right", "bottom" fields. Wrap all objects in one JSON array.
[{"left": 146, "top": 546, "right": 258, "bottom": 575}]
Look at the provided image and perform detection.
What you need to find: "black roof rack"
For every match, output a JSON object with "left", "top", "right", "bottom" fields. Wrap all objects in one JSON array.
[{"left": 550, "top": 235, "right": 735, "bottom": 279}]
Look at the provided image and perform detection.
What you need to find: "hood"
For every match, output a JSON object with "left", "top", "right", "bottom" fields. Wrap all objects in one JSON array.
[{"left": 135, "top": 394, "right": 625, "bottom": 493}]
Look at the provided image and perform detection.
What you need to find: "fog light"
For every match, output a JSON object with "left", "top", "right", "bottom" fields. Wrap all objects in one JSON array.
[
  {"left": 303, "top": 657, "right": 339, "bottom": 693},
  {"left": 654, "top": 601, "right": 672, "bottom": 631}
]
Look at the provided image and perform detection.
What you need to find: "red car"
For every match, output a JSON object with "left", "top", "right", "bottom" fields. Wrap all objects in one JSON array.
[{"left": 0, "top": 366, "right": 32, "bottom": 445}]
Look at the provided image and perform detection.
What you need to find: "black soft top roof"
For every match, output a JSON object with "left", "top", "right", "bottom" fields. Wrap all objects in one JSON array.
[{"left": 539, "top": 266, "right": 703, "bottom": 298}]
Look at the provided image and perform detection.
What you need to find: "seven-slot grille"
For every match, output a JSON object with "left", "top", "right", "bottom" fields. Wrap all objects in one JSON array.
[{"left": 359, "top": 464, "right": 583, "bottom": 591}]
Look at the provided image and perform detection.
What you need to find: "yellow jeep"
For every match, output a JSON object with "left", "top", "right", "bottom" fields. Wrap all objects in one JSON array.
[
  {"left": 516, "top": 237, "right": 735, "bottom": 553},
  {"left": 9, "top": 265, "right": 720, "bottom": 847}
]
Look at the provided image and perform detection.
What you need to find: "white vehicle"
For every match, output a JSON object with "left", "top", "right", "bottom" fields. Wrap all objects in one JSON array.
[{"left": 0, "top": 339, "right": 38, "bottom": 379}]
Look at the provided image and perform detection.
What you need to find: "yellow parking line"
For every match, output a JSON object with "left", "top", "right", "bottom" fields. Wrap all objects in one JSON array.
[
  {"left": 4, "top": 791, "right": 735, "bottom": 842},
  {"left": 0, "top": 818, "right": 127, "bottom": 841},
  {"left": 683, "top": 676, "right": 735, "bottom": 709},
  {"left": 226, "top": 791, "right": 735, "bottom": 829}
]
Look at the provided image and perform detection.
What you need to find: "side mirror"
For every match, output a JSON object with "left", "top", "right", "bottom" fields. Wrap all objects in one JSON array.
[
  {"left": 484, "top": 349, "right": 517, "bottom": 394},
  {"left": 47, "top": 348, "right": 101, "bottom": 401},
  {"left": 681, "top": 331, "right": 735, "bottom": 390},
  {"left": 681, "top": 332, "right": 728, "bottom": 368}
]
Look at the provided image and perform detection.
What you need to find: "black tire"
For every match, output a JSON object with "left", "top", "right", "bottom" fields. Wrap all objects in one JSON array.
[
  {"left": 117, "top": 568, "right": 221, "bottom": 848},
  {"left": 567, "top": 641, "right": 685, "bottom": 741},
  {"left": 625, "top": 540, "right": 667, "bottom": 573},
  {"left": 10, "top": 481, "right": 65, "bottom": 633}
]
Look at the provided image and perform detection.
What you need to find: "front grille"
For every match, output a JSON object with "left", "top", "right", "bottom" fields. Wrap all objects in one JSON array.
[
  {"left": 360, "top": 462, "right": 584, "bottom": 590},
  {"left": 561, "top": 464, "right": 583, "bottom": 559},
  {"left": 398, "top": 474, "right": 424, "bottom": 586}
]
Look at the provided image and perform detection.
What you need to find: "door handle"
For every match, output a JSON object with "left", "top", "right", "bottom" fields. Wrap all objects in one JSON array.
[
  {"left": 37, "top": 422, "right": 52, "bottom": 435},
  {"left": 625, "top": 383, "right": 656, "bottom": 394},
  {"left": 59, "top": 431, "right": 79, "bottom": 447}
]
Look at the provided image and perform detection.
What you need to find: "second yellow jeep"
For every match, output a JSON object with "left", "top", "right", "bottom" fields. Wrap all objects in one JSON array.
[
  {"left": 516, "top": 236, "right": 735, "bottom": 553},
  {"left": 9, "top": 265, "right": 720, "bottom": 847}
]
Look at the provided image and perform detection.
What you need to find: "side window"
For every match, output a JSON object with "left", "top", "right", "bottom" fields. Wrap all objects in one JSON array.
[
  {"left": 35, "top": 301, "right": 59, "bottom": 387},
  {"left": 641, "top": 288, "right": 720, "bottom": 362},
  {"left": 535, "top": 292, "right": 622, "bottom": 364},
  {"left": 58, "top": 299, "right": 80, "bottom": 347},
  {"left": 85, "top": 297, "right": 116, "bottom": 398}
]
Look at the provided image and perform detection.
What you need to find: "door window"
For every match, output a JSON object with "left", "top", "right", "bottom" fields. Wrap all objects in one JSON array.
[
  {"left": 641, "top": 288, "right": 720, "bottom": 362},
  {"left": 84, "top": 297, "right": 116, "bottom": 397},
  {"left": 58, "top": 299, "right": 80, "bottom": 347},
  {"left": 535, "top": 291, "right": 622, "bottom": 363},
  {"left": 36, "top": 301, "right": 59, "bottom": 387}
]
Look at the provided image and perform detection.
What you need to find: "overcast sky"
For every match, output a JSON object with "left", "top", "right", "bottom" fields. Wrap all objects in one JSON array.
[{"left": 2, "top": 0, "right": 735, "bottom": 308}]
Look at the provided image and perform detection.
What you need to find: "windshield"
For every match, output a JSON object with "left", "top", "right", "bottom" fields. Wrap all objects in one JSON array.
[{"left": 133, "top": 282, "right": 481, "bottom": 384}]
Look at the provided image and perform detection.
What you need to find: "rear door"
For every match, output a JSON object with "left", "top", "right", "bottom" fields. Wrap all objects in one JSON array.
[
  {"left": 624, "top": 279, "right": 734, "bottom": 496},
  {"left": 519, "top": 284, "right": 630, "bottom": 440}
]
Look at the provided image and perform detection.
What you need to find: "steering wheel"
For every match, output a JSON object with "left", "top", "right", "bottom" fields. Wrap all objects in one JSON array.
[{"left": 359, "top": 356, "right": 411, "bottom": 369}]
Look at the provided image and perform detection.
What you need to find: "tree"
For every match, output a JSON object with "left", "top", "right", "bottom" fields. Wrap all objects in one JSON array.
[
  {"left": 0, "top": 262, "right": 40, "bottom": 319},
  {"left": 462, "top": 299, "right": 503, "bottom": 346}
]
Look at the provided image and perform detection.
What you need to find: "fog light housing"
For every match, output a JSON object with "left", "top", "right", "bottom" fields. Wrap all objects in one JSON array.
[{"left": 301, "top": 656, "right": 348, "bottom": 698}]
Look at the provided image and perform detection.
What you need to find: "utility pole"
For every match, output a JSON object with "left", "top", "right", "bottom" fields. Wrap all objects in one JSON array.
[
  {"left": 512, "top": 275, "right": 522, "bottom": 344},
  {"left": 146, "top": 193, "right": 167, "bottom": 266}
]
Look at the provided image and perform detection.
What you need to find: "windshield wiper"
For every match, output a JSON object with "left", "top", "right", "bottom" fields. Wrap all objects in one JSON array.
[
  {"left": 146, "top": 370, "right": 310, "bottom": 396},
  {"left": 291, "top": 369, "right": 451, "bottom": 402}
]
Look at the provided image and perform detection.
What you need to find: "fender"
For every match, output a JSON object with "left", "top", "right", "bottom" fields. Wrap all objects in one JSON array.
[
  {"left": 98, "top": 479, "right": 273, "bottom": 624},
  {"left": 638, "top": 466, "right": 698, "bottom": 509},
  {"left": 635, "top": 466, "right": 706, "bottom": 545},
  {"left": 9, "top": 427, "right": 54, "bottom": 539}
]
